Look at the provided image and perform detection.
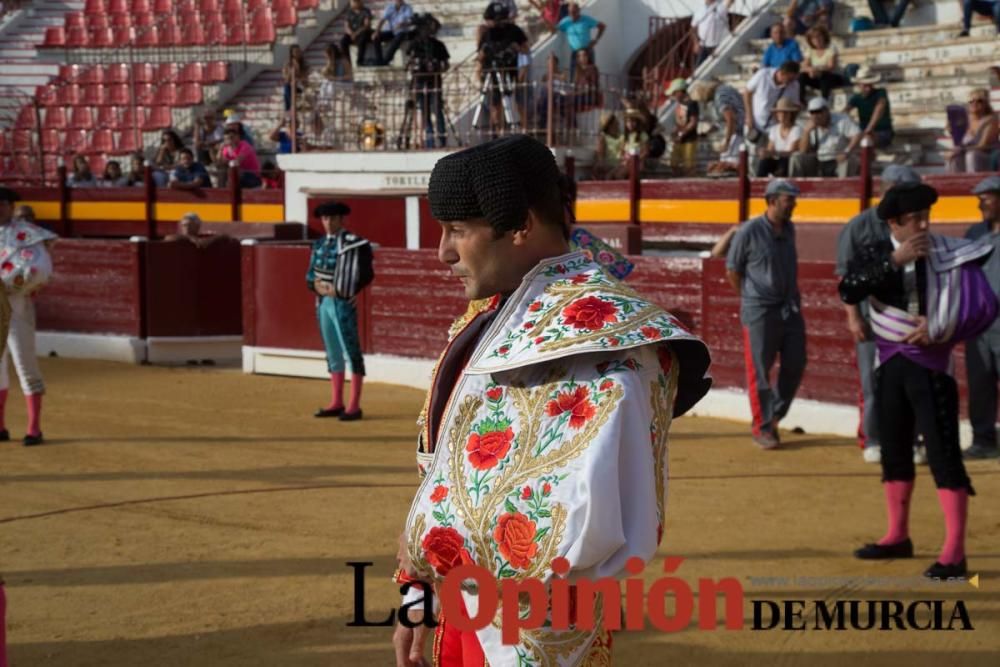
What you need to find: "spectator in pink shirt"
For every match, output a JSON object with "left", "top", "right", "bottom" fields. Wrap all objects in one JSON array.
[{"left": 220, "top": 128, "right": 262, "bottom": 188}]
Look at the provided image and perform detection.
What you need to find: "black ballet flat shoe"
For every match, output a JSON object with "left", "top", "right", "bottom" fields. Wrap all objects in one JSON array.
[
  {"left": 924, "top": 559, "right": 967, "bottom": 580},
  {"left": 0, "top": 429, "right": 9, "bottom": 441},
  {"left": 854, "top": 538, "right": 913, "bottom": 560},
  {"left": 315, "top": 407, "right": 345, "bottom": 418},
  {"left": 22, "top": 433, "right": 44, "bottom": 447},
  {"left": 339, "top": 410, "right": 363, "bottom": 422}
]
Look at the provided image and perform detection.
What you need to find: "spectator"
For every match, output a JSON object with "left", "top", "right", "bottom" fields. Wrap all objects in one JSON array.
[
  {"left": 762, "top": 23, "right": 802, "bottom": 69},
  {"left": 124, "top": 152, "right": 145, "bottom": 187},
  {"left": 374, "top": 0, "right": 414, "bottom": 66},
  {"left": 573, "top": 48, "right": 600, "bottom": 109},
  {"left": 283, "top": 44, "right": 309, "bottom": 111},
  {"left": 958, "top": 0, "right": 999, "bottom": 37},
  {"left": 478, "top": 6, "right": 528, "bottom": 133},
  {"left": 534, "top": 55, "right": 572, "bottom": 133},
  {"left": 743, "top": 61, "right": 801, "bottom": 143},
  {"left": 668, "top": 78, "right": 699, "bottom": 176},
  {"left": 948, "top": 88, "right": 999, "bottom": 173},
  {"left": 529, "top": 0, "right": 564, "bottom": 31},
  {"left": 407, "top": 17, "right": 451, "bottom": 148},
  {"left": 269, "top": 115, "right": 307, "bottom": 154},
  {"left": 478, "top": 0, "right": 519, "bottom": 45},
  {"left": 557, "top": 3, "right": 606, "bottom": 82},
  {"left": 784, "top": 0, "right": 833, "bottom": 35},
  {"left": 592, "top": 112, "right": 623, "bottom": 179},
  {"left": 261, "top": 161, "right": 282, "bottom": 189},
  {"left": 223, "top": 112, "right": 255, "bottom": 148},
  {"left": 846, "top": 66, "right": 894, "bottom": 149},
  {"left": 691, "top": 0, "right": 733, "bottom": 68},
  {"left": 757, "top": 98, "right": 802, "bottom": 177},
  {"left": 220, "top": 128, "right": 262, "bottom": 188},
  {"left": 790, "top": 96, "right": 862, "bottom": 177},
  {"left": 798, "top": 25, "right": 847, "bottom": 103},
  {"left": 607, "top": 109, "right": 649, "bottom": 179},
  {"left": 320, "top": 42, "right": 354, "bottom": 101},
  {"left": 194, "top": 108, "right": 224, "bottom": 165},
  {"left": 100, "top": 160, "right": 128, "bottom": 187},
  {"left": 169, "top": 148, "right": 211, "bottom": 190},
  {"left": 868, "top": 0, "right": 912, "bottom": 28},
  {"left": 691, "top": 79, "right": 745, "bottom": 171},
  {"left": 66, "top": 155, "right": 96, "bottom": 188},
  {"left": 152, "top": 129, "right": 184, "bottom": 187},
  {"left": 165, "top": 213, "right": 224, "bottom": 248},
  {"left": 341, "top": 0, "right": 374, "bottom": 66}
]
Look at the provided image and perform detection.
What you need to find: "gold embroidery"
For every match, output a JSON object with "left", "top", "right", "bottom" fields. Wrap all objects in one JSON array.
[
  {"left": 539, "top": 307, "right": 662, "bottom": 353},
  {"left": 520, "top": 594, "right": 605, "bottom": 666},
  {"left": 649, "top": 347, "right": 679, "bottom": 527},
  {"left": 408, "top": 513, "right": 433, "bottom": 579}
]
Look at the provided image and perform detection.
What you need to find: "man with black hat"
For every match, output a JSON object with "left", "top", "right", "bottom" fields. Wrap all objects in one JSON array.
[
  {"left": 962, "top": 175, "right": 1000, "bottom": 460},
  {"left": 307, "top": 201, "right": 373, "bottom": 421},
  {"left": 726, "top": 178, "right": 807, "bottom": 449},
  {"left": 836, "top": 165, "right": 925, "bottom": 464},
  {"left": 840, "top": 181, "right": 998, "bottom": 579},
  {"left": 391, "top": 135, "right": 711, "bottom": 666}
]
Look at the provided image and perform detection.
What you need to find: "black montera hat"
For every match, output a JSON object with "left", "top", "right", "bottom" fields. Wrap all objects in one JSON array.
[
  {"left": 876, "top": 182, "right": 938, "bottom": 221},
  {"left": 428, "top": 134, "right": 560, "bottom": 234},
  {"left": 0, "top": 186, "right": 21, "bottom": 203},
  {"left": 313, "top": 201, "right": 351, "bottom": 217}
]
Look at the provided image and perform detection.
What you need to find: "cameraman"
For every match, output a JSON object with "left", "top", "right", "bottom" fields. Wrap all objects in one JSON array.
[
  {"left": 406, "top": 14, "right": 450, "bottom": 148},
  {"left": 478, "top": 3, "right": 528, "bottom": 131}
]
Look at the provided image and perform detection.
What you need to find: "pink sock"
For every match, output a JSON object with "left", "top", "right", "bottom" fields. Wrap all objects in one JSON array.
[
  {"left": 936, "top": 488, "right": 968, "bottom": 565},
  {"left": 347, "top": 374, "right": 363, "bottom": 414},
  {"left": 327, "top": 372, "right": 345, "bottom": 410},
  {"left": 26, "top": 393, "right": 42, "bottom": 437},
  {"left": 0, "top": 389, "right": 7, "bottom": 431},
  {"left": 878, "top": 480, "right": 914, "bottom": 545}
]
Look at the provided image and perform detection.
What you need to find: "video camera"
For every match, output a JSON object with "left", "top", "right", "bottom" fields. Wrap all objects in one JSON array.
[
  {"left": 407, "top": 12, "right": 445, "bottom": 75},
  {"left": 479, "top": 33, "right": 519, "bottom": 72}
]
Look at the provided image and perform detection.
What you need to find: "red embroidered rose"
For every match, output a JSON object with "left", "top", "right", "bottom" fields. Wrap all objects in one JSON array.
[
  {"left": 534, "top": 337, "right": 545, "bottom": 345},
  {"left": 599, "top": 379, "right": 614, "bottom": 392},
  {"left": 571, "top": 273, "right": 588, "bottom": 285},
  {"left": 596, "top": 361, "right": 611, "bottom": 375},
  {"left": 542, "top": 482, "right": 552, "bottom": 496},
  {"left": 546, "top": 386, "right": 597, "bottom": 429},
  {"left": 641, "top": 326, "right": 661, "bottom": 340},
  {"left": 15, "top": 232, "right": 26, "bottom": 241},
  {"left": 422, "top": 526, "right": 471, "bottom": 576},
  {"left": 0, "top": 261, "right": 12, "bottom": 273},
  {"left": 528, "top": 301, "right": 543, "bottom": 312},
  {"left": 623, "top": 358, "right": 637, "bottom": 370},
  {"left": 522, "top": 321, "right": 535, "bottom": 330},
  {"left": 608, "top": 337, "right": 620, "bottom": 347},
  {"left": 486, "top": 387, "right": 503, "bottom": 402},
  {"left": 466, "top": 427, "right": 514, "bottom": 470},
  {"left": 561, "top": 296, "right": 618, "bottom": 331},
  {"left": 657, "top": 346, "right": 673, "bottom": 374},
  {"left": 494, "top": 512, "right": 539, "bottom": 569},
  {"left": 555, "top": 264, "right": 567, "bottom": 274},
  {"left": 497, "top": 345, "right": 510, "bottom": 355},
  {"left": 521, "top": 485, "right": 532, "bottom": 500},
  {"left": 429, "top": 485, "right": 448, "bottom": 503}
]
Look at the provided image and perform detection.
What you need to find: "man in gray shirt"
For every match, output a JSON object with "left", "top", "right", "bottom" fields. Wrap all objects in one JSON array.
[
  {"left": 963, "top": 175, "right": 1000, "bottom": 460},
  {"left": 835, "top": 165, "right": 923, "bottom": 464},
  {"left": 726, "top": 179, "right": 806, "bottom": 449}
]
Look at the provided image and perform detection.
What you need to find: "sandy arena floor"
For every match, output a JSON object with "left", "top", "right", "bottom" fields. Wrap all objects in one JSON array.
[{"left": 1, "top": 358, "right": 998, "bottom": 667}]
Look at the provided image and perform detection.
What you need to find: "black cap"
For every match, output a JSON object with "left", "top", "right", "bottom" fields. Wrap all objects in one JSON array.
[
  {"left": 484, "top": 2, "right": 509, "bottom": 20},
  {"left": 313, "top": 201, "right": 351, "bottom": 217},
  {"left": 428, "top": 134, "right": 560, "bottom": 234},
  {"left": 0, "top": 186, "right": 21, "bottom": 203},
  {"left": 876, "top": 182, "right": 938, "bottom": 221}
]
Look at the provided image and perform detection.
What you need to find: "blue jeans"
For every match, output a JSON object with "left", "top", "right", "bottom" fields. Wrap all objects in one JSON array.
[
  {"left": 414, "top": 87, "right": 446, "bottom": 148},
  {"left": 867, "top": 0, "right": 911, "bottom": 26},
  {"left": 962, "top": 0, "right": 1000, "bottom": 31}
]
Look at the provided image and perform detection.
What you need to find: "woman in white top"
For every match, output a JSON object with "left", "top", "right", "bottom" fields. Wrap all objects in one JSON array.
[
  {"left": 757, "top": 97, "right": 802, "bottom": 177},
  {"left": 798, "top": 25, "right": 847, "bottom": 103}
]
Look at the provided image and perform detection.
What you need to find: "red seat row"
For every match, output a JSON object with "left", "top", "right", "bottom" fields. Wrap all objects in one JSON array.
[
  {"left": 38, "top": 105, "right": 177, "bottom": 131},
  {"left": 56, "top": 62, "right": 228, "bottom": 86},
  {"left": 36, "top": 82, "right": 204, "bottom": 108},
  {"left": 2, "top": 128, "right": 149, "bottom": 159},
  {"left": 83, "top": 0, "right": 315, "bottom": 15}
]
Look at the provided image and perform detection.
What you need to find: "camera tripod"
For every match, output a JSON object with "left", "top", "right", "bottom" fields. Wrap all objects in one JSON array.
[
  {"left": 396, "top": 77, "right": 463, "bottom": 150},
  {"left": 471, "top": 68, "right": 520, "bottom": 131}
]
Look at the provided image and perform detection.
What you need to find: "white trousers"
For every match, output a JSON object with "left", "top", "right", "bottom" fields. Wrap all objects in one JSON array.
[{"left": 0, "top": 293, "right": 44, "bottom": 395}]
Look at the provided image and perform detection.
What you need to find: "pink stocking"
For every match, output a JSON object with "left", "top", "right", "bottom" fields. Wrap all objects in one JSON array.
[
  {"left": 347, "top": 374, "right": 363, "bottom": 414},
  {"left": 26, "top": 393, "right": 42, "bottom": 437},
  {"left": 326, "top": 372, "right": 345, "bottom": 411},
  {"left": 878, "top": 480, "right": 914, "bottom": 546},
  {"left": 936, "top": 488, "right": 968, "bottom": 565}
]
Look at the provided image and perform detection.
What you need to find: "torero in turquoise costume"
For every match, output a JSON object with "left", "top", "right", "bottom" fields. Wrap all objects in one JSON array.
[{"left": 307, "top": 201, "right": 374, "bottom": 421}]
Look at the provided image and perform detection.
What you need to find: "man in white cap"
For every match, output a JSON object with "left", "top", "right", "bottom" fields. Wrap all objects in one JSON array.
[
  {"left": 836, "top": 165, "right": 926, "bottom": 464},
  {"left": 726, "top": 178, "right": 806, "bottom": 449},
  {"left": 963, "top": 175, "right": 1000, "bottom": 459},
  {"left": 790, "top": 96, "right": 862, "bottom": 177}
]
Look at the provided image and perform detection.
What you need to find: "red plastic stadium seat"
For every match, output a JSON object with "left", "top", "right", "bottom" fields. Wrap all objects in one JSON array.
[
  {"left": 248, "top": 15, "right": 275, "bottom": 44},
  {"left": 134, "top": 12, "right": 154, "bottom": 26},
  {"left": 97, "top": 105, "right": 120, "bottom": 128},
  {"left": 178, "top": 62, "right": 204, "bottom": 83},
  {"left": 248, "top": 0, "right": 268, "bottom": 10},
  {"left": 43, "top": 27, "right": 65, "bottom": 47},
  {"left": 223, "top": 0, "right": 242, "bottom": 15},
  {"left": 78, "top": 66, "right": 105, "bottom": 85},
  {"left": 111, "top": 12, "right": 132, "bottom": 28},
  {"left": 177, "top": 83, "right": 203, "bottom": 105},
  {"left": 199, "top": 0, "right": 219, "bottom": 12},
  {"left": 135, "top": 25, "right": 160, "bottom": 47},
  {"left": 108, "top": 0, "right": 130, "bottom": 13},
  {"left": 204, "top": 20, "right": 226, "bottom": 44},
  {"left": 42, "top": 108, "right": 67, "bottom": 130},
  {"left": 65, "top": 12, "right": 86, "bottom": 28},
  {"left": 56, "top": 83, "right": 82, "bottom": 106},
  {"left": 86, "top": 14, "right": 110, "bottom": 31},
  {"left": 44, "top": 155, "right": 61, "bottom": 181},
  {"left": 58, "top": 64, "right": 78, "bottom": 82},
  {"left": 106, "top": 64, "right": 129, "bottom": 84},
  {"left": 14, "top": 107, "right": 37, "bottom": 129},
  {"left": 119, "top": 106, "right": 141, "bottom": 129},
  {"left": 108, "top": 83, "right": 131, "bottom": 105},
  {"left": 70, "top": 107, "right": 95, "bottom": 129},
  {"left": 274, "top": 6, "right": 297, "bottom": 28},
  {"left": 90, "top": 129, "right": 115, "bottom": 154},
  {"left": 132, "top": 0, "right": 152, "bottom": 13},
  {"left": 82, "top": 84, "right": 110, "bottom": 106},
  {"left": 66, "top": 26, "right": 88, "bottom": 47},
  {"left": 35, "top": 84, "right": 56, "bottom": 107},
  {"left": 142, "top": 106, "right": 172, "bottom": 131},
  {"left": 206, "top": 61, "right": 228, "bottom": 82},
  {"left": 156, "top": 63, "right": 178, "bottom": 82},
  {"left": 153, "top": 0, "right": 175, "bottom": 14},
  {"left": 176, "top": 0, "right": 196, "bottom": 12},
  {"left": 159, "top": 18, "right": 182, "bottom": 46},
  {"left": 133, "top": 63, "right": 155, "bottom": 82},
  {"left": 179, "top": 15, "right": 205, "bottom": 45},
  {"left": 134, "top": 83, "right": 156, "bottom": 105},
  {"left": 154, "top": 82, "right": 177, "bottom": 106},
  {"left": 223, "top": 22, "right": 246, "bottom": 45},
  {"left": 84, "top": 0, "right": 107, "bottom": 15},
  {"left": 63, "top": 130, "right": 89, "bottom": 155},
  {"left": 89, "top": 155, "right": 107, "bottom": 176},
  {"left": 90, "top": 27, "right": 115, "bottom": 47},
  {"left": 12, "top": 129, "right": 34, "bottom": 152},
  {"left": 39, "top": 129, "right": 61, "bottom": 153},
  {"left": 115, "top": 130, "right": 140, "bottom": 154},
  {"left": 112, "top": 25, "right": 133, "bottom": 43},
  {"left": 298, "top": 0, "right": 319, "bottom": 8}
]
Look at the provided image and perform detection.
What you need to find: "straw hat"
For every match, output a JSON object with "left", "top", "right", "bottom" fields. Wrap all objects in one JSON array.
[
  {"left": 666, "top": 78, "right": 688, "bottom": 95},
  {"left": 854, "top": 65, "right": 881, "bottom": 85},
  {"left": 771, "top": 98, "right": 801, "bottom": 115},
  {"left": 689, "top": 80, "right": 720, "bottom": 104},
  {"left": 968, "top": 88, "right": 989, "bottom": 103}
]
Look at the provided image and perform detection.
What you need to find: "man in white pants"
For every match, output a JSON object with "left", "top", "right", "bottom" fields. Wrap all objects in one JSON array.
[{"left": 0, "top": 186, "right": 56, "bottom": 446}]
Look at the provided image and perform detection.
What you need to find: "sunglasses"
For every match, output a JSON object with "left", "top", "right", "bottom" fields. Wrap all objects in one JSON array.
[{"left": 969, "top": 98, "right": 985, "bottom": 104}]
